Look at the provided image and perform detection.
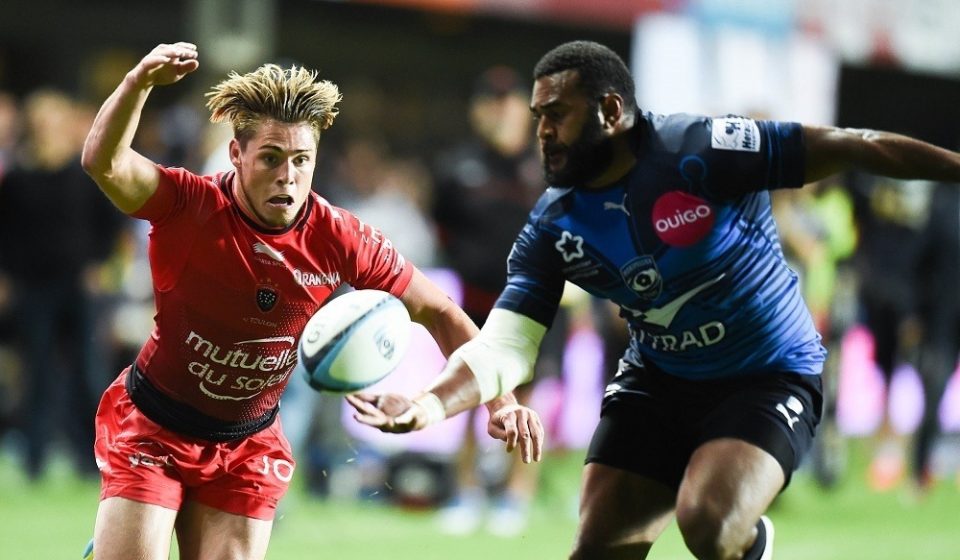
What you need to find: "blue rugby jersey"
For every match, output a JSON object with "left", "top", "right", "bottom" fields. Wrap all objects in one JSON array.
[{"left": 495, "top": 113, "right": 826, "bottom": 380}]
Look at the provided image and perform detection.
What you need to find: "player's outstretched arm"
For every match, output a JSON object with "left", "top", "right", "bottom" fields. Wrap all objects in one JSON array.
[
  {"left": 346, "top": 389, "right": 543, "bottom": 463},
  {"left": 803, "top": 124, "right": 960, "bottom": 185},
  {"left": 346, "top": 268, "right": 545, "bottom": 462},
  {"left": 81, "top": 42, "right": 199, "bottom": 214}
]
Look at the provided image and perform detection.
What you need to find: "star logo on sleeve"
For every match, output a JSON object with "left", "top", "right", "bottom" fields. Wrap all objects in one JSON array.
[{"left": 555, "top": 230, "right": 585, "bottom": 263}]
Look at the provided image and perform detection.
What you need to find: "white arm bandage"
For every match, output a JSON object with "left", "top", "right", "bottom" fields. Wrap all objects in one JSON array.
[{"left": 451, "top": 308, "right": 548, "bottom": 403}]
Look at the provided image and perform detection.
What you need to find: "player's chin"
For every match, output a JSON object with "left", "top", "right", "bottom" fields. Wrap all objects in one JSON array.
[
  {"left": 543, "top": 152, "right": 566, "bottom": 173},
  {"left": 262, "top": 203, "right": 299, "bottom": 226}
]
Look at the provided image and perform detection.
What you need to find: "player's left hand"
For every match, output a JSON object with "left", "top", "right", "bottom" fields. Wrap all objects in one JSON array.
[{"left": 487, "top": 403, "right": 544, "bottom": 463}]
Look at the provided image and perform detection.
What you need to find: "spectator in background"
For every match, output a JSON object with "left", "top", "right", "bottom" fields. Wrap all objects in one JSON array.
[
  {"left": 335, "top": 136, "right": 439, "bottom": 268},
  {"left": 773, "top": 181, "right": 858, "bottom": 487},
  {"left": 0, "top": 90, "right": 20, "bottom": 444},
  {"left": 429, "top": 65, "right": 557, "bottom": 536},
  {"left": 911, "top": 180, "right": 960, "bottom": 493},
  {"left": 0, "top": 91, "right": 19, "bottom": 177},
  {"left": 0, "top": 89, "right": 127, "bottom": 480},
  {"left": 848, "top": 175, "right": 930, "bottom": 491}
]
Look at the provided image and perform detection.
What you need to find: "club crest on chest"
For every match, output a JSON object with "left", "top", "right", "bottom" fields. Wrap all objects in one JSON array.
[{"left": 256, "top": 286, "right": 279, "bottom": 312}]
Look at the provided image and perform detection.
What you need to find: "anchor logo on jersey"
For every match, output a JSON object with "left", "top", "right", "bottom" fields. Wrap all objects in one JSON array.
[{"left": 620, "top": 256, "right": 662, "bottom": 302}]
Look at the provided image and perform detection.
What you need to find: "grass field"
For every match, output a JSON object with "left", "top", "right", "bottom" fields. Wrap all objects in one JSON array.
[{"left": 1, "top": 439, "right": 958, "bottom": 559}]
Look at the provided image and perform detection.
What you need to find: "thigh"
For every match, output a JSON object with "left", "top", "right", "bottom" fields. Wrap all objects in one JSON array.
[
  {"left": 175, "top": 500, "right": 273, "bottom": 560},
  {"left": 571, "top": 463, "right": 675, "bottom": 560},
  {"left": 94, "top": 496, "right": 177, "bottom": 560},
  {"left": 676, "top": 438, "right": 783, "bottom": 536}
]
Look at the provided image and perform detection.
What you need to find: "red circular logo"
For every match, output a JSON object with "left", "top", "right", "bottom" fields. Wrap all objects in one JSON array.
[{"left": 651, "top": 191, "right": 715, "bottom": 247}]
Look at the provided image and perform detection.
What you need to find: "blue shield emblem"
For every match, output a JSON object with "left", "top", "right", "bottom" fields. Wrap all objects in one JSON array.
[{"left": 620, "top": 256, "right": 662, "bottom": 302}]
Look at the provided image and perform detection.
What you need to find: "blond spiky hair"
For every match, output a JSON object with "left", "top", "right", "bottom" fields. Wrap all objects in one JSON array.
[{"left": 205, "top": 64, "right": 342, "bottom": 143}]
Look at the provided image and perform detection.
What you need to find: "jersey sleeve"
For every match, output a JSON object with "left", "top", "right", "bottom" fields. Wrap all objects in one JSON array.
[
  {"left": 332, "top": 208, "right": 414, "bottom": 298},
  {"left": 698, "top": 116, "right": 806, "bottom": 200},
  {"left": 493, "top": 220, "right": 566, "bottom": 328},
  {"left": 131, "top": 165, "right": 223, "bottom": 225}
]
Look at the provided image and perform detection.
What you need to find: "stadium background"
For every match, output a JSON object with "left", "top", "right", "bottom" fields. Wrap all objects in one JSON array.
[{"left": 0, "top": 1, "right": 959, "bottom": 558}]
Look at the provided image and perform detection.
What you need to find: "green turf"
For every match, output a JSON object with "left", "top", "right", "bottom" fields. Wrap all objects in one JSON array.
[{"left": 1, "top": 439, "right": 958, "bottom": 559}]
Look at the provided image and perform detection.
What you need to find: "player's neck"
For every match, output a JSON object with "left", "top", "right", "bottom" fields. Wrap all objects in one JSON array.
[
  {"left": 584, "top": 143, "right": 636, "bottom": 190},
  {"left": 232, "top": 179, "right": 286, "bottom": 231}
]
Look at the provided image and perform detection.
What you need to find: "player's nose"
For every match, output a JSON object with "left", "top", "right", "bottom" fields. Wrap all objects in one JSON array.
[{"left": 276, "top": 159, "right": 297, "bottom": 185}]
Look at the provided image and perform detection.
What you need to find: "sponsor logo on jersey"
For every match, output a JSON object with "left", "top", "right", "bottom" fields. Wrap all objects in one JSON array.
[
  {"left": 356, "top": 217, "right": 407, "bottom": 276},
  {"left": 622, "top": 274, "right": 725, "bottom": 329},
  {"left": 651, "top": 191, "right": 715, "bottom": 247},
  {"left": 128, "top": 451, "right": 172, "bottom": 468},
  {"left": 711, "top": 117, "right": 760, "bottom": 152},
  {"left": 555, "top": 230, "right": 585, "bottom": 262},
  {"left": 620, "top": 256, "right": 662, "bottom": 302},
  {"left": 185, "top": 331, "right": 297, "bottom": 400},
  {"left": 253, "top": 242, "right": 285, "bottom": 263},
  {"left": 292, "top": 269, "right": 340, "bottom": 287},
  {"left": 634, "top": 320, "right": 726, "bottom": 352},
  {"left": 257, "top": 287, "right": 278, "bottom": 312},
  {"left": 562, "top": 259, "right": 601, "bottom": 281}
]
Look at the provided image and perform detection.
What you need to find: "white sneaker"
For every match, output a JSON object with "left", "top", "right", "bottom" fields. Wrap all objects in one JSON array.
[
  {"left": 759, "top": 515, "right": 775, "bottom": 560},
  {"left": 436, "top": 491, "right": 485, "bottom": 536},
  {"left": 485, "top": 495, "right": 530, "bottom": 538}
]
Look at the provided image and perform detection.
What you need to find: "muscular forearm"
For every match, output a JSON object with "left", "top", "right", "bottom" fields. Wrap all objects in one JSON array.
[
  {"left": 806, "top": 125, "right": 960, "bottom": 184},
  {"left": 82, "top": 73, "right": 151, "bottom": 179},
  {"left": 852, "top": 129, "right": 960, "bottom": 181}
]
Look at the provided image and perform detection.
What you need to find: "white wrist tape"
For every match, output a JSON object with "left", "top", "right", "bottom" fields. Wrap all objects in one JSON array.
[
  {"left": 412, "top": 392, "right": 446, "bottom": 427},
  {"left": 453, "top": 308, "right": 547, "bottom": 403}
]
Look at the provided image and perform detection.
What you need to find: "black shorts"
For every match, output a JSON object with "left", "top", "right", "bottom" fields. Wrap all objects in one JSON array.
[{"left": 585, "top": 361, "right": 823, "bottom": 491}]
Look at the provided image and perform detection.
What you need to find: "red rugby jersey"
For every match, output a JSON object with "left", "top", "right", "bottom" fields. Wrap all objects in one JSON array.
[{"left": 130, "top": 166, "right": 414, "bottom": 422}]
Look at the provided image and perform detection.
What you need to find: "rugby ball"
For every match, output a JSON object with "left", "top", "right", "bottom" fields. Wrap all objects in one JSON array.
[{"left": 298, "top": 289, "right": 411, "bottom": 393}]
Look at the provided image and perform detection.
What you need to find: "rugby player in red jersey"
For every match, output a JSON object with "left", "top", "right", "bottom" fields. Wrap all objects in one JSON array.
[{"left": 80, "top": 42, "right": 543, "bottom": 560}]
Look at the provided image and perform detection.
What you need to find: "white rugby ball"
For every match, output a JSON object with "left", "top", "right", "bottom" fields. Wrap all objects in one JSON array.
[{"left": 298, "top": 289, "right": 411, "bottom": 393}]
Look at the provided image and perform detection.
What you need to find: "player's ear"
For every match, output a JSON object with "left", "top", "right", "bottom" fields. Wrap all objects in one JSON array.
[
  {"left": 228, "top": 138, "right": 242, "bottom": 169},
  {"left": 599, "top": 93, "right": 623, "bottom": 129}
]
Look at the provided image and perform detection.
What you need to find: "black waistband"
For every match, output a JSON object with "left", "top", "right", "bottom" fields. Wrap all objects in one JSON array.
[{"left": 125, "top": 363, "right": 278, "bottom": 442}]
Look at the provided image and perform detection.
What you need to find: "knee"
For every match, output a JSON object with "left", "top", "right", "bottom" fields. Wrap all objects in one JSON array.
[
  {"left": 569, "top": 526, "right": 655, "bottom": 560},
  {"left": 569, "top": 540, "right": 651, "bottom": 560},
  {"left": 675, "top": 501, "right": 743, "bottom": 560}
]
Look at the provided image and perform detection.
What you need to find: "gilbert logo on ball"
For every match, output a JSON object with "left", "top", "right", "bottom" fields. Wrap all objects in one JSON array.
[
  {"left": 298, "top": 289, "right": 411, "bottom": 393},
  {"left": 651, "top": 191, "right": 714, "bottom": 247}
]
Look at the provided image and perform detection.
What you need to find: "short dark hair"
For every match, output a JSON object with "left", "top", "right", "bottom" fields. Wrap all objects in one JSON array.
[{"left": 533, "top": 41, "right": 638, "bottom": 115}]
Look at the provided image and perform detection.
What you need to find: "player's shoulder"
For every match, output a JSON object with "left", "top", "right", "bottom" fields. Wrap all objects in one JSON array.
[
  {"left": 528, "top": 186, "right": 573, "bottom": 225},
  {"left": 642, "top": 111, "right": 714, "bottom": 154},
  {"left": 301, "top": 191, "right": 356, "bottom": 234},
  {"left": 160, "top": 165, "right": 224, "bottom": 189},
  {"left": 642, "top": 111, "right": 769, "bottom": 159}
]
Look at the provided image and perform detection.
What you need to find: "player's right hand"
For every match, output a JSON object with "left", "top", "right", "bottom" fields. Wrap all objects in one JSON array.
[
  {"left": 346, "top": 392, "right": 426, "bottom": 433},
  {"left": 132, "top": 42, "right": 200, "bottom": 88}
]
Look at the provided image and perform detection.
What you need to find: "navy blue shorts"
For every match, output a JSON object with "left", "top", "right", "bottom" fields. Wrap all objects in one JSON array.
[{"left": 585, "top": 361, "right": 822, "bottom": 491}]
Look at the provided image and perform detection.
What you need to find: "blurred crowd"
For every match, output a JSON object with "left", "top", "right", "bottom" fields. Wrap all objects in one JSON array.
[{"left": 0, "top": 59, "right": 957, "bottom": 536}]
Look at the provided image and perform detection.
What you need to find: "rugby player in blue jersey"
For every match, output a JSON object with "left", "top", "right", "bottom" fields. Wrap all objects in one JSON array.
[{"left": 348, "top": 40, "right": 960, "bottom": 559}]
